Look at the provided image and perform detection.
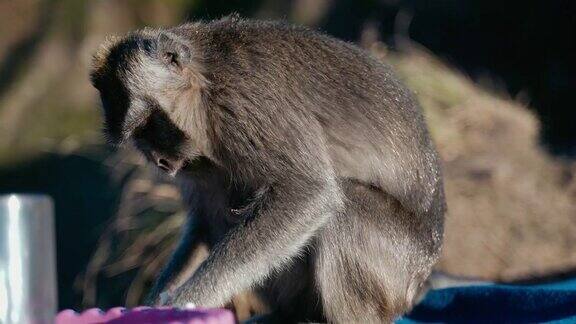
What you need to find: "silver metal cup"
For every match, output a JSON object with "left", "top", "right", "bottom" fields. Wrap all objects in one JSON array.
[{"left": 0, "top": 194, "right": 57, "bottom": 324}]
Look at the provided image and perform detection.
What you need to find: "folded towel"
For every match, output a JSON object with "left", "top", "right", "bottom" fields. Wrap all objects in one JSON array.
[{"left": 398, "top": 277, "right": 576, "bottom": 323}]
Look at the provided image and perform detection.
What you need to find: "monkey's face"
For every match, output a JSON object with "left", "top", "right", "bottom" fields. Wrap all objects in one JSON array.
[{"left": 90, "top": 31, "right": 206, "bottom": 176}]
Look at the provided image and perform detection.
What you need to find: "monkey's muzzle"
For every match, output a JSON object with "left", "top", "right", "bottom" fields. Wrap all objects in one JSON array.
[{"left": 147, "top": 150, "right": 185, "bottom": 177}]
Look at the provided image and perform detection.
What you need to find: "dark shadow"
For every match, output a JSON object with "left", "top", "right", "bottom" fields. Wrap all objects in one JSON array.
[
  {"left": 502, "top": 268, "right": 576, "bottom": 286},
  {"left": 0, "top": 147, "right": 126, "bottom": 309},
  {"left": 185, "top": 0, "right": 265, "bottom": 21},
  {"left": 319, "top": 0, "right": 576, "bottom": 156}
]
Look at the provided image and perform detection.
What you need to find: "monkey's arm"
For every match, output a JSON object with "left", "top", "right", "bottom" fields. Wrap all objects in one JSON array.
[
  {"left": 166, "top": 174, "right": 343, "bottom": 308},
  {"left": 145, "top": 216, "right": 208, "bottom": 305}
]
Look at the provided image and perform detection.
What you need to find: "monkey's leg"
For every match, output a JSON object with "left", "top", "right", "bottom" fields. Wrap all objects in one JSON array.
[
  {"left": 165, "top": 178, "right": 343, "bottom": 308},
  {"left": 145, "top": 216, "right": 208, "bottom": 305},
  {"left": 315, "top": 180, "right": 432, "bottom": 323},
  {"left": 254, "top": 251, "right": 323, "bottom": 323}
]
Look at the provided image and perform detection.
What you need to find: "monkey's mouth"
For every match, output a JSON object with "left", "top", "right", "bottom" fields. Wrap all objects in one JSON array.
[
  {"left": 146, "top": 151, "right": 207, "bottom": 177},
  {"left": 178, "top": 157, "right": 209, "bottom": 175}
]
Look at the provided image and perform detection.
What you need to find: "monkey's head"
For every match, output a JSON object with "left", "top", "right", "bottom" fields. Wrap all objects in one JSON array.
[{"left": 89, "top": 30, "right": 208, "bottom": 176}]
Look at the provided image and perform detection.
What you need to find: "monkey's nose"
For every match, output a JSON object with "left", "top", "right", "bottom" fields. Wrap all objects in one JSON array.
[
  {"left": 157, "top": 158, "right": 172, "bottom": 172},
  {"left": 153, "top": 155, "right": 184, "bottom": 176}
]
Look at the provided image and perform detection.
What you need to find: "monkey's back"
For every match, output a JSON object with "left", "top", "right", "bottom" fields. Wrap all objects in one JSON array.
[{"left": 175, "top": 18, "right": 444, "bottom": 233}]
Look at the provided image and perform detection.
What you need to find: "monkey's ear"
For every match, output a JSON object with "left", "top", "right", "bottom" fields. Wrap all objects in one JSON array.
[{"left": 157, "top": 33, "right": 192, "bottom": 71}]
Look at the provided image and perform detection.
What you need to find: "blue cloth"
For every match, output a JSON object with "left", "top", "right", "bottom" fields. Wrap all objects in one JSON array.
[{"left": 397, "top": 278, "right": 576, "bottom": 323}]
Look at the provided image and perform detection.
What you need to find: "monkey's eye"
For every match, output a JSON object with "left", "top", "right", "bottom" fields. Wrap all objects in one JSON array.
[{"left": 163, "top": 52, "right": 180, "bottom": 68}]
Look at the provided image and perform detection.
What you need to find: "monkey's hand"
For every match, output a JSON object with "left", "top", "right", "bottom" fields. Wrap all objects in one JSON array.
[
  {"left": 161, "top": 290, "right": 197, "bottom": 309},
  {"left": 159, "top": 291, "right": 172, "bottom": 305}
]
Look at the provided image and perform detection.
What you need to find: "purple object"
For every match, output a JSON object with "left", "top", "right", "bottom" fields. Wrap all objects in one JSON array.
[{"left": 55, "top": 307, "right": 235, "bottom": 324}]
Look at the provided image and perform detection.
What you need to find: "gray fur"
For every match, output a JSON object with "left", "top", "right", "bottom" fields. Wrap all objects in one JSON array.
[{"left": 90, "top": 16, "right": 445, "bottom": 323}]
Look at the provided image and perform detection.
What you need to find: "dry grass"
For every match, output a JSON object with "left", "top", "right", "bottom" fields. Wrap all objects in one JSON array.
[
  {"left": 78, "top": 152, "right": 187, "bottom": 307},
  {"left": 390, "top": 48, "right": 576, "bottom": 280}
]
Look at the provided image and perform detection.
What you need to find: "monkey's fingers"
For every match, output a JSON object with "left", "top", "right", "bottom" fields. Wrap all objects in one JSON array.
[
  {"left": 163, "top": 288, "right": 199, "bottom": 310},
  {"left": 159, "top": 291, "right": 171, "bottom": 305}
]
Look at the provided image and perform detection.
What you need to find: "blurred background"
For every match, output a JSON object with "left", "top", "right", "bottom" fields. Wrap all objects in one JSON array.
[{"left": 0, "top": 0, "right": 575, "bottom": 310}]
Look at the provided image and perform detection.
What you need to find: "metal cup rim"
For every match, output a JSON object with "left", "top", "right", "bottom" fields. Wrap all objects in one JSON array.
[{"left": 0, "top": 193, "right": 53, "bottom": 204}]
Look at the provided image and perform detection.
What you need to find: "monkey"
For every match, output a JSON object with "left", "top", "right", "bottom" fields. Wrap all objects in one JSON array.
[{"left": 89, "top": 16, "right": 445, "bottom": 323}]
